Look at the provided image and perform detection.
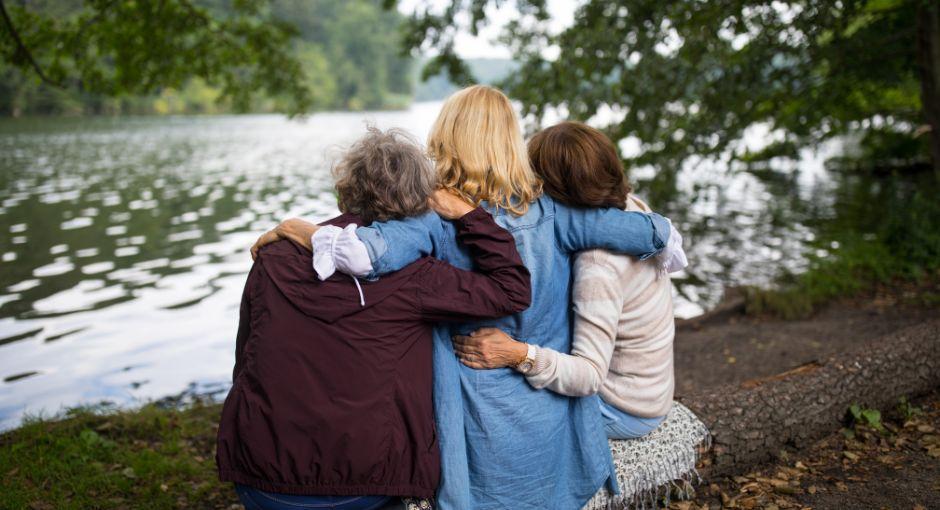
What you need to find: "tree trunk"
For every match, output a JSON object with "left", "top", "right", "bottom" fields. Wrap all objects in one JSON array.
[
  {"left": 680, "top": 319, "right": 940, "bottom": 477},
  {"left": 917, "top": 1, "right": 940, "bottom": 177}
]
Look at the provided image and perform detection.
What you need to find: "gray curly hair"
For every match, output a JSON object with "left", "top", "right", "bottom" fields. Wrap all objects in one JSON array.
[{"left": 333, "top": 126, "right": 436, "bottom": 224}]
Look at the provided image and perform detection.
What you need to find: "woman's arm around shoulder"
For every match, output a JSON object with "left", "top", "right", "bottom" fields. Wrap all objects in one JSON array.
[
  {"left": 354, "top": 209, "right": 447, "bottom": 277},
  {"left": 414, "top": 196, "right": 532, "bottom": 322},
  {"left": 324, "top": 188, "right": 492, "bottom": 278},
  {"left": 552, "top": 198, "right": 671, "bottom": 260}
]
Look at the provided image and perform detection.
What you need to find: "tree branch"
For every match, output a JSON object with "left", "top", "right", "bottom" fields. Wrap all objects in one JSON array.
[{"left": 0, "top": 0, "right": 62, "bottom": 87}]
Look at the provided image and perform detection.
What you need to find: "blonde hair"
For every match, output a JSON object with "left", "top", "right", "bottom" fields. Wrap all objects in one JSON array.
[{"left": 428, "top": 85, "right": 542, "bottom": 215}]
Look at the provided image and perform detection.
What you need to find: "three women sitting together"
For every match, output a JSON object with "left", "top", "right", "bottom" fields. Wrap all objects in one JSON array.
[{"left": 216, "top": 85, "right": 686, "bottom": 510}]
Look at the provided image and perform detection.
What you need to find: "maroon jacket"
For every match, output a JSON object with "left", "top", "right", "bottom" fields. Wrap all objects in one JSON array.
[{"left": 216, "top": 208, "right": 531, "bottom": 498}]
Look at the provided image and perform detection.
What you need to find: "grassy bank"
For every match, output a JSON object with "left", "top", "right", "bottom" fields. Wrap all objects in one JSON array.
[{"left": 0, "top": 402, "right": 234, "bottom": 510}]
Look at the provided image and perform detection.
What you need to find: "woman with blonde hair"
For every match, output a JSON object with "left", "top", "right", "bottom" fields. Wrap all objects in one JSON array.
[{"left": 256, "top": 85, "right": 682, "bottom": 510}]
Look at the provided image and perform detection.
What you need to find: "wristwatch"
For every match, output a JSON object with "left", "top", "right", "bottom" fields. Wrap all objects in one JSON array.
[{"left": 513, "top": 343, "right": 538, "bottom": 375}]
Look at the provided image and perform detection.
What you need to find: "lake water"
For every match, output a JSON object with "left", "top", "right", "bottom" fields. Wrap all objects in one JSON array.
[{"left": 0, "top": 101, "right": 833, "bottom": 430}]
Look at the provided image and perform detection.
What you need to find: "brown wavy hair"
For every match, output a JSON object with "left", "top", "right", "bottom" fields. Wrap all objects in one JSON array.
[
  {"left": 333, "top": 126, "right": 436, "bottom": 224},
  {"left": 527, "top": 121, "right": 632, "bottom": 209}
]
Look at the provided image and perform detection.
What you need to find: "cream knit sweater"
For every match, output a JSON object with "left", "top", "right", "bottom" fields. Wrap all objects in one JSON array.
[{"left": 524, "top": 196, "right": 676, "bottom": 418}]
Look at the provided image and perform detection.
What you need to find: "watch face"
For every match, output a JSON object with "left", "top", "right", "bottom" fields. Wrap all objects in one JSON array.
[{"left": 518, "top": 360, "right": 534, "bottom": 373}]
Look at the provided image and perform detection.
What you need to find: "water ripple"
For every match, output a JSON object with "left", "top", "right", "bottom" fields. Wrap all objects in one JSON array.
[{"left": 0, "top": 104, "right": 834, "bottom": 430}]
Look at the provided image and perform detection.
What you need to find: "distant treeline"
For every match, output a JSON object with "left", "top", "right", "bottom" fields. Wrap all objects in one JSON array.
[
  {"left": 413, "top": 59, "right": 518, "bottom": 102},
  {"left": 0, "top": 0, "right": 518, "bottom": 117},
  {"left": 0, "top": 0, "right": 416, "bottom": 116}
]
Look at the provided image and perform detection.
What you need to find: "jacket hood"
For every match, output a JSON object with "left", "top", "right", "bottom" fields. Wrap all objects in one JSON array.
[{"left": 256, "top": 214, "right": 417, "bottom": 324}]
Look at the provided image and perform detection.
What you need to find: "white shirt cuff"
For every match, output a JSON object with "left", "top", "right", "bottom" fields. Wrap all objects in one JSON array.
[
  {"left": 527, "top": 343, "right": 538, "bottom": 361},
  {"left": 659, "top": 220, "right": 688, "bottom": 274},
  {"left": 312, "top": 224, "right": 374, "bottom": 280}
]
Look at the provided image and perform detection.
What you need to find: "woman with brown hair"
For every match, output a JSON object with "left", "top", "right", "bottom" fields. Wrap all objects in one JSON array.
[{"left": 452, "top": 121, "right": 686, "bottom": 440}]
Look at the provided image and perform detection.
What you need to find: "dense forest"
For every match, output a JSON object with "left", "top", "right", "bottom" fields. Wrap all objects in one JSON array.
[{"left": 0, "top": 0, "right": 414, "bottom": 116}]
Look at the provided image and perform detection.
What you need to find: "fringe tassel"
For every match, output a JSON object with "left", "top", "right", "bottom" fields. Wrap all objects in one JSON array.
[{"left": 583, "top": 403, "right": 711, "bottom": 510}]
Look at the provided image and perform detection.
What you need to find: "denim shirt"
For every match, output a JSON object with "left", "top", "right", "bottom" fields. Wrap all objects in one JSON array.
[{"left": 356, "top": 195, "right": 670, "bottom": 510}]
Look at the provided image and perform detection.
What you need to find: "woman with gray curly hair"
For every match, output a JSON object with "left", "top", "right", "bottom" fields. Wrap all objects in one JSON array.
[{"left": 217, "top": 127, "right": 532, "bottom": 510}]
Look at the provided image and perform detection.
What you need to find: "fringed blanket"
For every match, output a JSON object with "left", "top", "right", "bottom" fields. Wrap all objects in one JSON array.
[{"left": 583, "top": 402, "right": 711, "bottom": 510}]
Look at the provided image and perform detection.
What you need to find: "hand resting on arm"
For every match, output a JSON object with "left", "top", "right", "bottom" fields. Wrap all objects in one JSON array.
[
  {"left": 250, "top": 218, "right": 320, "bottom": 260},
  {"left": 452, "top": 327, "right": 529, "bottom": 369}
]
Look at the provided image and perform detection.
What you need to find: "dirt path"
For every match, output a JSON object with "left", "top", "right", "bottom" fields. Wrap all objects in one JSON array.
[
  {"left": 672, "top": 286, "right": 940, "bottom": 509},
  {"left": 675, "top": 391, "right": 940, "bottom": 510}
]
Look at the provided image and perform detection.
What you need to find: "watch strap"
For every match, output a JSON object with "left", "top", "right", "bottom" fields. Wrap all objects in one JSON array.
[{"left": 514, "top": 343, "right": 538, "bottom": 375}]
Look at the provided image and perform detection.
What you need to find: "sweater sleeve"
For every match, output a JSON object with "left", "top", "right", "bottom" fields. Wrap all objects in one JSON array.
[{"left": 523, "top": 250, "right": 622, "bottom": 396}]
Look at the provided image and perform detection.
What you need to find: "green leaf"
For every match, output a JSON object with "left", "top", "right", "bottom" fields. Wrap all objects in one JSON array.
[
  {"left": 79, "top": 429, "right": 101, "bottom": 446},
  {"left": 861, "top": 409, "right": 883, "bottom": 430},
  {"left": 849, "top": 404, "right": 862, "bottom": 421}
]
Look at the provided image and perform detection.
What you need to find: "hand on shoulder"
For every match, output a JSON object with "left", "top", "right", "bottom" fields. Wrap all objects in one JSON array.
[{"left": 429, "top": 188, "right": 476, "bottom": 220}]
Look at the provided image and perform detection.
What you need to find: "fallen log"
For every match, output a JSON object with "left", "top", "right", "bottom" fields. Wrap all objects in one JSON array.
[{"left": 680, "top": 319, "right": 940, "bottom": 477}]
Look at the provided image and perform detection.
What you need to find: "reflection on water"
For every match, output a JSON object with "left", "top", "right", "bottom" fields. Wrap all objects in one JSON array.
[{"left": 0, "top": 103, "right": 834, "bottom": 430}]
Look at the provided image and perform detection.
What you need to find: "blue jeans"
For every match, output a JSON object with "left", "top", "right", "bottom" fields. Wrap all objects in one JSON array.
[
  {"left": 599, "top": 399, "right": 665, "bottom": 439},
  {"left": 234, "top": 485, "right": 392, "bottom": 510}
]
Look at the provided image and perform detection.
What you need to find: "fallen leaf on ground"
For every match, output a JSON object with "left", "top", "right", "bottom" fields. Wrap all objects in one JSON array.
[
  {"left": 737, "top": 496, "right": 761, "bottom": 509},
  {"left": 720, "top": 491, "right": 737, "bottom": 508},
  {"left": 739, "top": 481, "right": 761, "bottom": 493}
]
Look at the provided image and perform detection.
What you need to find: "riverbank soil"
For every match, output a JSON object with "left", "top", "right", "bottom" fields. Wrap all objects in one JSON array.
[
  {"left": 670, "top": 391, "right": 940, "bottom": 510},
  {"left": 670, "top": 280, "right": 940, "bottom": 510},
  {"left": 675, "top": 279, "right": 940, "bottom": 392}
]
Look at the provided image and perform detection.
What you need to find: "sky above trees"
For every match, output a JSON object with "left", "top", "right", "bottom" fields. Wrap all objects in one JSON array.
[{"left": 396, "top": 0, "right": 578, "bottom": 58}]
